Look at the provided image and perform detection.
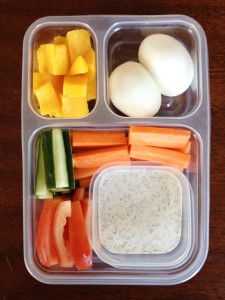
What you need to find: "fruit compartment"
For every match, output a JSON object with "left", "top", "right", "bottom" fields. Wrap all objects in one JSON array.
[{"left": 26, "top": 21, "right": 98, "bottom": 119}]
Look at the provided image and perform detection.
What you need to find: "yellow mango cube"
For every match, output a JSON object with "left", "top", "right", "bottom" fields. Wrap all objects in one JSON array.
[
  {"left": 66, "top": 29, "right": 91, "bottom": 64},
  {"left": 69, "top": 56, "right": 88, "bottom": 75},
  {"left": 37, "top": 45, "right": 46, "bottom": 73},
  {"left": 53, "top": 44, "right": 70, "bottom": 75},
  {"left": 34, "top": 82, "right": 61, "bottom": 117},
  {"left": 37, "top": 44, "right": 69, "bottom": 75},
  {"left": 61, "top": 95, "right": 89, "bottom": 118},
  {"left": 49, "top": 75, "right": 64, "bottom": 94},
  {"left": 40, "top": 44, "right": 55, "bottom": 74},
  {"left": 63, "top": 75, "right": 88, "bottom": 98},
  {"left": 84, "top": 48, "right": 96, "bottom": 82},
  {"left": 87, "top": 77, "right": 96, "bottom": 101},
  {"left": 54, "top": 36, "right": 66, "bottom": 44},
  {"left": 33, "top": 72, "right": 49, "bottom": 90},
  {"left": 33, "top": 72, "right": 63, "bottom": 94},
  {"left": 42, "top": 43, "right": 69, "bottom": 75}
]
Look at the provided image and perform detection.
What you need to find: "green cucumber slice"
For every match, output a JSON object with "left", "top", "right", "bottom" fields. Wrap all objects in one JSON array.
[
  {"left": 51, "top": 128, "right": 69, "bottom": 190},
  {"left": 36, "top": 129, "right": 75, "bottom": 195},
  {"left": 35, "top": 136, "right": 53, "bottom": 199},
  {"left": 42, "top": 131, "right": 55, "bottom": 190},
  {"left": 63, "top": 130, "right": 75, "bottom": 190}
]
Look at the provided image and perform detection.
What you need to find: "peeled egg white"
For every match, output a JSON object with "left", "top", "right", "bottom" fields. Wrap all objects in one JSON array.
[
  {"left": 138, "top": 34, "right": 194, "bottom": 97},
  {"left": 109, "top": 61, "right": 161, "bottom": 117}
]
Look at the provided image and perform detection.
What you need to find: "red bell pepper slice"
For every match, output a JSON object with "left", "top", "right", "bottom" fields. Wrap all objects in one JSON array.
[
  {"left": 80, "top": 198, "right": 89, "bottom": 220},
  {"left": 53, "top": 200, "right": 73, "bottom": 268},
  {"left": 69, "top": 200, "right": 92, "bottom": 270},
  {"left": 73, "top": 187, "right": 85, "bottom": 201},
  {"left": 36, "top": 200, "right": 59, "bottom": 267}
]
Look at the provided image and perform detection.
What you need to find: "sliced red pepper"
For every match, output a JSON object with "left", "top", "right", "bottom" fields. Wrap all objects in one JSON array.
[
  {"left": 53, "top": 200, "right": 73, "bottom": 268},
  {"left": 80, "top": 198, "right": 89, "bottom": 220},
  {"left": 69, "top": 200, "right": 92, "bottom": 270},
  {"left": 73, "top": 187, "right": 85, "bottom": 201},
  {"left": 36, "top": 200, "right": 59, "bottom": 267}
]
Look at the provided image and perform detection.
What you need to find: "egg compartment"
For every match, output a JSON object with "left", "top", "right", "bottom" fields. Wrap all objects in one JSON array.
[
  {"left": 22, "top": 15, "right": 210, "bottom": 285},
  {"left": 106, "top": 21, "right": 201, "bottom": 118}
]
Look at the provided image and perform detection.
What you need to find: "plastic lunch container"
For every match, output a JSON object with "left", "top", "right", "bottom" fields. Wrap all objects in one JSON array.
[{"left": 22, "top": 15, "right": 210, "bottom": 285}]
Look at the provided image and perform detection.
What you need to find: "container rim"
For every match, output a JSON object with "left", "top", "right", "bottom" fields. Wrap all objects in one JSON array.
[{"left": 22, "top": 14, "right": 210, "bottom": 285}]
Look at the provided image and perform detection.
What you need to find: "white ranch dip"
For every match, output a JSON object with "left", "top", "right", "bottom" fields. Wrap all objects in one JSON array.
[{"left": 98, "top": 168, "right": 182, "bottom": 254}]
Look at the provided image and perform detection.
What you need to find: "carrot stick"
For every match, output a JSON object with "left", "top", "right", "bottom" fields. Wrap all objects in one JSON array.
[
  {"left": 179, "top": 140, "right": 191, "bottom": 154},
  {"left": 130, "top": 145, "right": 190, "bottom": 170},
  {"left": 75, "top": 167, "right": 99, "bottom": 180},
  {"left": 72, "top": 131, "right": 127, "bottom": 147},
  {"left": 79, "top": 177, "right": 91, "bottom": 188},
  {"left": 73, "top": 145, "right": 130, "bottom": 169},
  {"left": 129, "top": 126, "right": 191, "bottom": 150}
]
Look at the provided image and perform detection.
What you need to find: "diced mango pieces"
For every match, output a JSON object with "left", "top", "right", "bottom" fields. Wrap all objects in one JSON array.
[
  {"left": 34, "top": 82, "right": 61, "bottom": 117},
  {"left": 61, "top": 95, "right": 89, "bottom": 117},
  {"left": 36, "top": 44, "right": 69, "bottom": 75},
  {"left": 87, "top": 76, "right": 96, "bottom": 101},
  {"left": 33, "top": 72, "right": 63, "bottom": 94},
  {"left": 49, "top": 75, "right": 64, "bottom": 94},
  {"left": 66, "top": 29, "right": 91, "bottom": 64},
  {"left": 34, "top": 29, "right": 96, "bottom": 118},
  {"left": 33, "top": 72, "right": 49, "bottom": 90},
  {"left": 52, "top": 44, "right": 70, "bottom": 75},
  {"left": 84, "top": 48, "right": 96, "bottom": 82},
  {"left": 63, "top": 75, "right": 88, "bottom": 98},
  {"left": 69, "top": 56, "right": 88, "bottom": 75},
  {"left": 37, "top": 45, "right": 46, "bottom": 73},
  {"left": 54, "top": 35, "right": 66, "bottom": 44},
  {"left": 40, "top": 44, "right": 55, "bottom": 74}
]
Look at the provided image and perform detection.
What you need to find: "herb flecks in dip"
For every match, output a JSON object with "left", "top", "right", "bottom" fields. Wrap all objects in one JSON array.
[{"left": 98, "top": 169, "right": 182, "bottom": 254}]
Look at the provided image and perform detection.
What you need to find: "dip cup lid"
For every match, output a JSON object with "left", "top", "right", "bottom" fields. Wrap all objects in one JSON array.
[{"left": 87, "top": 162, "right": 194, "bottom": 270}]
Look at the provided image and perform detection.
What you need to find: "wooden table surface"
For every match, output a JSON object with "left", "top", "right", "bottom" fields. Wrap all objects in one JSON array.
[{"left": 1, "top": 0, "right": 225, "bottom": 299}]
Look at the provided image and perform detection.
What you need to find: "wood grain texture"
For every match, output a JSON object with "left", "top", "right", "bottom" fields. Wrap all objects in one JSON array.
[{"left": 0, "top": 0, "right": 225, "bottom": 299}]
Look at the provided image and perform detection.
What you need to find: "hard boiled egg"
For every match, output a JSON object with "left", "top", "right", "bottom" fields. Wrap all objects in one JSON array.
[
  {"left": 109, "top": 61, "right": 161, "bottom": 117},
  {"left": 138, "top": 34, "right": 194, "bottom": 97}
]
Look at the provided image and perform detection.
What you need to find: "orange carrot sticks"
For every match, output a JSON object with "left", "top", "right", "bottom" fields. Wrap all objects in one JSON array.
[
  {"left": 73, "top": 145, "right": 130, "bottom": 169},
  {"left": 130, "top": 145, "right": 191, "bottom": 171},
  {"left": 179, "top": 140, "right": 191, "bottom": 154},
  {"left": 75, "top": 167, "right": 99, "bottom": 180},
  {"left": 72, "top": 131, "right": 127, "bottom": 147},
  {"left": 129, "top": 126, "right": 191, "bottom": 150}
]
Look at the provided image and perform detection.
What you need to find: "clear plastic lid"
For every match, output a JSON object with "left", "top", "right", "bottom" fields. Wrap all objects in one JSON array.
[{"left": 88, "top": 162, "right": 194, "bottom": 270}]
